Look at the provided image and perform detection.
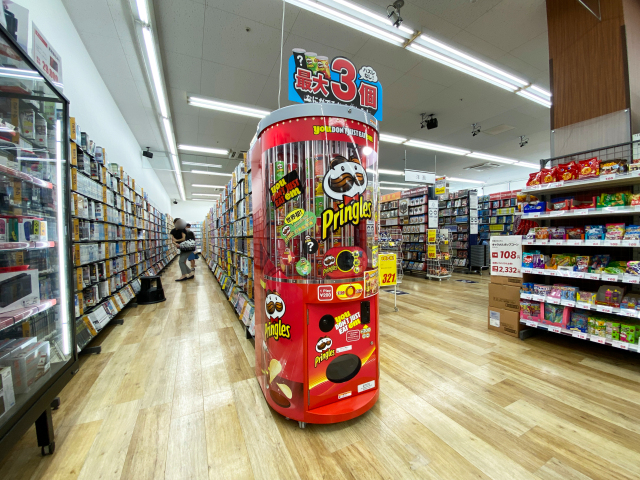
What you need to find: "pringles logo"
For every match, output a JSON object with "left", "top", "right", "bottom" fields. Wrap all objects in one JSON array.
[
  {"left": 265, "top": 320, "right": 291, "bottom": 341},
  {"left": 320, "top": 155, "right": 372, "bottom": 240},
  {"left": 265, "top": 291, "right": 291, "bottom": 341},
  {"left": 315, "top": 348, "right": 335, "bottom": 367}
]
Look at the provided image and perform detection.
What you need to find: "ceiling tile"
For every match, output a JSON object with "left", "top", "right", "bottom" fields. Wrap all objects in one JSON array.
[
  {"left": 164, "top": 51, "right": 203, "bottom": 94},
  {"left": 383, "top": 75, "right": 448, "bottom": 111},
  {"left": 288, "top": 9, "right": 370, "bottom": 55},
  {"left": 449, "top": 29, "right": 508, "bottom": 62},
  {"left": 407, "top": 0, "right": 503, "bottom": 30},
  {"left": 205, "top": 0, "right": 300, "bottom": 31},
  {"left": 200, "top": 60, "right": 269, "bottom": 104},
  {"left": 155, "top": 0, "right": 205, "bottom": 58},
  {"left": 196, "top": 115, "right": 250, "bottom": 147},
  {"left": 405, "top": 58, "right": 466, "bottom": 88},
  {"left": 78, "top": 33, "right": 134, "bottom": 81},
  {"left": 354, "top": 38, "right": 422, "bottom": 73},
  {"left": 508, "top": 32, "right": 550, "bottom": 74},
  {"left": 173, "top": 113, "right": 201, "bottom": 146}
]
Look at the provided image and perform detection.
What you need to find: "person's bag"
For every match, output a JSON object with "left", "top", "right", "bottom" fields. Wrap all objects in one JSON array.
[{"left": 179, "top": 239, "right": 196, "bottom": 252}]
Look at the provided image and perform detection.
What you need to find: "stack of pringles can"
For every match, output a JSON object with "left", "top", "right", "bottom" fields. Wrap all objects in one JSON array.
[{"left": 292, "top": 48, "right": 331, "bottom": 79}]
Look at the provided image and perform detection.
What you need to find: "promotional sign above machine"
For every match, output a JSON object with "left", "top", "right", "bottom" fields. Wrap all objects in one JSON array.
[{"left": 288, "top": 48, "right": 383, "bottom": 121}]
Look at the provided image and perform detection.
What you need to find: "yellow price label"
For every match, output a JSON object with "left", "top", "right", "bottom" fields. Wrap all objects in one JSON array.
[
  {"left": 427, "top": 229, "right": 436, "bottom": 243},
  {"left": 379, "top": 253, "right": 397, "bottom": 286},
  {"left": 428, "top": 245, "right": 436, "bottom": 259}
]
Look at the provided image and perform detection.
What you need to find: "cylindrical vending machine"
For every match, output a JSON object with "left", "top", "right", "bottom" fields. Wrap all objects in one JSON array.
[{"left": 250, "top": 103, "right": 380, "bottom": 426}]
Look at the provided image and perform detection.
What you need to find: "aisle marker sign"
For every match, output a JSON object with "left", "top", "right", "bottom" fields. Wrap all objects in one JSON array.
[
  {"left": 490, "top": 236, "right": 522, "bottom": 277},
  {"left": 379, "top": 253, "right": 397, "bottom": 286}
]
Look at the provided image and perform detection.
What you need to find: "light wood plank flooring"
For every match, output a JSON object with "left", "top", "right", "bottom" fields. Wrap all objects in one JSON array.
[{"left": 3, "top": 261, "right": 640, "bottom": 479}]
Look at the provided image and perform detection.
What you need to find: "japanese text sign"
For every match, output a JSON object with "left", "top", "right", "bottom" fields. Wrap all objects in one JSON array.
[
  {"left": 289, "top": 48, "right": 383, "bottom": 120},
  {"left": 33, "top": 23, "right": 62, "bottom": 87},
  {"left": 490, "top": 236, "right": 522, "bottom": 277},
  {"left": 379, "top": 253, "right": 397, "bottom": 286},
  {"left": 270, "top": 170, "right": 303, "bottom": 208}
]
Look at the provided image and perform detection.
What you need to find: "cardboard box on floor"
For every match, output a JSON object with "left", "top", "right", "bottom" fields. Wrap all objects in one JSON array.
[
  {"left": 490, "top": 275, "right": 523, "bottom": 287},
  {"left": 488, "top": 307, "right": 523, "bottom": 338},
  {"left": 489, "top": 275, "right": 523, "bottom": 336}
]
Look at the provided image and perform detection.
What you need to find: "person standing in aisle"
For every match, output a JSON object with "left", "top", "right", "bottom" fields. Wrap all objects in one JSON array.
[
  {"left": 186, "top": 223, "right": 199, "bottom": 270},
  {"left": 171, "top": 218, "right": 194, "bottom": 281}
]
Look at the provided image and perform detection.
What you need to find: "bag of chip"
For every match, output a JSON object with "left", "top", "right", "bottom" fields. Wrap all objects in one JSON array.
[
  {"left": 557, "top": 161, "right": 579, "bottom": 181},
  {"left": 527, "top": 171, "right": 542, "bottom": 186},
  {"left": 541, "top": 167, "right": 557, "bottom": 184},
  {"left": 578, "top": 157, "right": 600, "bottom": 179}
]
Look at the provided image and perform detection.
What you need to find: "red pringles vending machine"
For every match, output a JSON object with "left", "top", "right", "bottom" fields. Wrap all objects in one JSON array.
[{"left": 250, "top": 104, "right": 380, "bottom": 427}]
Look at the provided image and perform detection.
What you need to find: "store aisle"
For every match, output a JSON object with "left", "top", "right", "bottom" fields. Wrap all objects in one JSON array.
[{"left": 3, "top": 263, "right": 640, "bottom": 479}]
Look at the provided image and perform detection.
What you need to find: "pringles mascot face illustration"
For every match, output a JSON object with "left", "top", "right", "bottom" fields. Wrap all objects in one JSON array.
[
  {"left": 322, "top": 156, "right": 367, "bottom": 204},
  {"left": 265, "top": 291, "right": 285, "bottom": 322}
]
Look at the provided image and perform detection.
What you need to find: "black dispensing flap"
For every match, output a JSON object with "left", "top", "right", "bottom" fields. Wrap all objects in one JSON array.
[{"left": 361, "top": 301, "right": 370, "bottom": 324}]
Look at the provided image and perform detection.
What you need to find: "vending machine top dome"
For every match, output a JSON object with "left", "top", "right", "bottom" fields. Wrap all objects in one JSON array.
[{"left": 250, "top": 103, "right": 381, "bottom": 425}]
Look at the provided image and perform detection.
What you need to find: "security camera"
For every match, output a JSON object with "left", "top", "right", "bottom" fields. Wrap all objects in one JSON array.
[
  {"left": 420, "top": 113, "right": 437, "bottom": 130},
  {"left": 472, "top": 123, "right": 481, "bottom": 137},
  {"left": 173, "top": 199, "right": 178, "bottom": 205},
  {"left": 142, "top": 147, "right": 153, "bottom": 159},
  {"left": 387, "top": 0, "right": 404, "bottom": 28},
  {"left": 519, "top": 135, "right": 529, "bottom": 148}
]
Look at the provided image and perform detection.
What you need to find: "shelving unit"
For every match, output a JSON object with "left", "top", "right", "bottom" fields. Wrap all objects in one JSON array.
[
  {"left": 438, "top": 189, "right": 478, "bottom": 271},
  {"left": 426, "top": 229, "right": 452, "bottom": 280},
  {"left": 519, "top": 139, "right": 640, "bottom": 351},
  {"left": 478, "top": 191, "right": 519, "bottom": 240},
  {"left": 70, "top": 125, "right": 177, "bottom": 354},
  {"left": 202, "top": 156, "right": 255, "bottom": 338},
  {"left": 398, "top": 187, "right": 429, "bottom": 273},
  {"left": 189, "top": 221, "right": 202, "bottom": 251}
]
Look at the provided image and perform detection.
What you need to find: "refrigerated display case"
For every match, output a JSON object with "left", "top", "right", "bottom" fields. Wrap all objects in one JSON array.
[
  {"left": 0, "top": 24, "right": 76, "bottom": 458},
  {"left": 251, "top": 103, "right": 380, "bottom": 426}
]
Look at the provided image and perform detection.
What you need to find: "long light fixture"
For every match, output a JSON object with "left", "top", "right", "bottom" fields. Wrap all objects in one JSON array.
[
  {"left": 178, "top": 144, "right": 228, "bottom": 155},
  {"left": 190, "top": 170, "right": 233, "bottom": 177},
  {"left": 446, "top": 177, "right": 485, "bottom": 184},
  {"left": 379, "top": 133, "right": 407, "bottom": 144},
  {"left": 286, "top": 0, "right": 404, "bottom": 45},
  {"left": 187, "top": 96, "right": 270, "bottom": 118},
  {"left": 190, "top": 199, "right": 218, "bottom": 202},
  {"left": 466, "top": 152, "right": 517, "bottom": 164},
  {"left": 330, "top": 0, "right": 414, "bottom": 34},
  {"left": 192, "top": 193, "right": 220, "bottom": 197},
  {"left": 55, "top": 119, "right": 69, "bottom": 356},
  {"left": 192, "top": 184, "right": 225, "bottom": 188},
  {"left": 133, "top": 0, "right": 185, "bottom": 200},
  {"left": 182, "top": 162, "right": 222, "bottom": 168},
  {"left": 378, "top": 168, "right": 404, "bottom": 175},
  {"left": 405, "top": 139, "right": 470, "bottom": 155},
  {"left": 516, "top": 89, "right": 552, "bottom": 108}
]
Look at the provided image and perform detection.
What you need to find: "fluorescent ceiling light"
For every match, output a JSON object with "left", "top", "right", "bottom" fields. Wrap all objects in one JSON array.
[
  {"left": 529, "top": 85, "right": 551, "bottom": 98},
  {"left": 182, "top": 162, "right": 222, "bottom": 168},
  {"left": 188, "top": 96, "right": 270, "bottom": 118},
  {"left": 192, "top": 193, "right": 220, "bottom": 197},
  {"left": 408, "top": 44, "right": 519, "bottom": 92},
  {"left": 516, "top": 90, "right": 552, "bottom": 108},
  {"left": 331, "top": 0, "right": 414, "bottom": 34},
  {"left": 378, "top": 168, "right": 404, "bottom": 175},
  {"left": 136, "top": 0, "right": 149, "bottom": 23},
  {"left": 191, "top": 170, "right": 233, "bottom": 176},
  {"left": 162, "top": 118, "right": 176, "bottom": 156},
  {"left": 0, "top": 67, "right": 42, "bottom": 81},
  {"left": 379, "top": 181, "right": 419, "bottom": 186},
  {"left": 379, "top": 133, "right": 407, "bottom": 144},
  {"left": 466, "top": 152, "right": 517, "bottom": 164},
  {"left": 419, "top": 34, "right": 527, "bottom": 87},
  {"left": 286, "top": 0, "right": 404, "bottom": 45},
  {"left": 142, "top": 28, "right": 168, "bottom": 118},
  {"left": 178, "top": 144, "right": 228, "bottom": 155},
  {"left": 446, "top": 177, "right": 485, "bottom": 184},
  {"left": 192, "top": 184, "right": 225, "bottom": 188},
  {"left": 516, "top": 161, "right": 540, "bottom": 169},
  {"left": 405, "top": 139, "right": 470, "bottom": 155},
  {"left": 190, "top": 199, "right": 217, "bottom": 202}
]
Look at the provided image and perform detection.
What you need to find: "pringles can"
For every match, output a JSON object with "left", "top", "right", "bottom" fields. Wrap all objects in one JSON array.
[
  {"left": 317, "top": 56, "right": 331, "bottom": 79},
  {"left": 292, "top": 48, "right": 306, "bottom": 69},
  {"left": 305, "top": 52, "right": 318, "bottom": 73}
]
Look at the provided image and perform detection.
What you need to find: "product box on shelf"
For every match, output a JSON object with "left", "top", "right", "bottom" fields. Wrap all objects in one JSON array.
[
  {"left": 488, "top": 307, "right": 522, "bottom": 338},
  {"left": 0, "top": 366, "right": 15, "bottom": 419},
  {"left": 488, "top": 283, "right": 520, "bottom": 312},
  {"left": 0, "top": 269, "right": 40, "bottom": 313}
]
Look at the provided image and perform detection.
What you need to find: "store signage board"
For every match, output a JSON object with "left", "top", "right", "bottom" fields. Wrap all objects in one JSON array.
[
  {"left": 427, "top": 199, "right": 438, "bottom": 228},
  {"left": 379, "top": 253, "right": 397, "bottom": 286},
  {"left": 405, "top": 170, "right": 435, "bottom": 184},
  {"left": 289, "top": 48, "right": 383, "bottom": 120},
  {"left": 435, "top": 176, "right": 446, "bottom": 196},
  {"left": 32, "top": 23, "right": 62, "bottom": 87},
  {"left": 490, "top": 235, "right": 522, "bottom": 277}
]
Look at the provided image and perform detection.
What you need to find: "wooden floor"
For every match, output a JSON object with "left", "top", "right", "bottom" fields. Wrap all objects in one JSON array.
[{"left": 3, "top": 261, "right": 640, "bottom": 479}]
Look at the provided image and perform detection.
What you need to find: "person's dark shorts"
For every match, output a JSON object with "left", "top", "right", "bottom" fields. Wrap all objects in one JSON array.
[{"left": 188, "top": 253, "right": 200, "bottom": 261}]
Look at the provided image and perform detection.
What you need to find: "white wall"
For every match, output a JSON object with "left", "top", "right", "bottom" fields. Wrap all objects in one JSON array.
[
  {"left": 171, "top": 201, "right": 214, "bottom": 224},
  {"left": 18, "top": 0, "right": 171, "bottom": 213}
]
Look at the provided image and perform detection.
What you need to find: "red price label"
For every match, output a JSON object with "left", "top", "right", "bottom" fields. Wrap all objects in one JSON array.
[{"left": 318, "top": 285, "right": 333, "bottom": 301}]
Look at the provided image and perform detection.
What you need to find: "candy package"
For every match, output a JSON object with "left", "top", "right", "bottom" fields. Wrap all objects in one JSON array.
[
  {"left": 543, "top": 303, "right": 567, "bottom": 326},
  {"left": 631, "top": 194, "right": 640, "bottom": 206},
  {"left": 532, "top": 254, "right": 547, "bottom": 269},
  {"left": 557, "top": 162, "right": 579, "bottom": 181},
  {"left": 571, "top": 197, "right": 597, "bottom": 209},
  {"left": 600, "top": 159, "right": 628, "bottom": 176},
  {"left": 533, "top": 284, "right": 552, "bottom": 296},
  {"left": 606, "top": 321, "right": 621, "bottom": 341},
  {"left": 526, "top": 171, "right": 542, "bottom": 186},
  {"left": 604, "top": 260, "right": 627, "bottom": 274},
  {"left": 535, "top": 227, "right": 549, "bottom": 240},
  {"left": 595, "top": 285, "right": 625, "bottom": 307},
  {"left": 621, "top": 294, "right": 640, "bottom": 309},
  {"left": 589, "top": 317, "right": 607, "bottom": 337},
  {"left": 624, "top": 225, "right": 640, "bottom": 240},
  {"left": 599, "top": 193, "right": 627, "bottom": 208},
  {"left": 566, "top": 227, "right": 584, "bottom": 239},
  {"left": 521, "top": 283, "right": 535, "bottom": 294},
  {"left": 568, "top": 310, "right": 588, "bottom": 332},
  {"left": 541, "top": 168, "right": 557, "bottom": 184},
  {"left": 548, "top": 227, "right": 566, "bottom": 239},
  {"left": 525, "top": 227, "right": 538, "bottom": 239},
  {"left": 575, "top": 255, "right": 590, "bottom": 272},
  {"left": 621, "top": 324, "right": 637, "bottom": 344},
  {"left": 626, "top": 261, "right": 640, "bottom": 275},
  {"left": 548, "top": 199, "right": 572, "bottom": 211},
  {"left": 522, "top": 251, "right": 537, "bottom": 268},
  {"left": 578, "top": 157, "right": 599, "bottom": 179},
  {"left": 585, "top": 225, "right": 605, "bottom": 240},
  {"left": 520, "top": 301, "right": 541, "bottom": 321},
  {"left": 577, "top": 291, "right": 596, "bottom": 304},
  {"left": 590, "top": 254, "right": 610, "bottom": 272},
  {"left": 605, "top": 223, "right": 626, "bottom": 240}
]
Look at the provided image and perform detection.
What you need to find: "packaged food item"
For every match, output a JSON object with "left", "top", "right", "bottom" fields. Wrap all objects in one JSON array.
[
  {"left": 543, "top": 303, "right": 566, "bottom": 326},
  {"left": 545, "top": 256, "right": 558, "bottom": 270},
  {"left": 522, "top": 252, "right": 537, "bottom": 268},
  {"left": 571, "top": 197, "right": 597, "bottom": 209},
  {"left": 596, "top": 285, "right": 625, "bottom": 307},
  {"left": 560, "top": 285, "right": 579, "bottom": 301},
  {"left": 590, "top": 255, "right": 610, "bottom": 272},
  {"left": 521, "top": 283, "right": 535, "bottom": 294},
  {"left": 578, "top": 157, "right": 600, "bottom": 179},
  {"left": 626, "top": 261, "right": 640, "bottom": 275},
  {"left": 525, "top": 227, "right": 538, "bottom": 239},
  {"left": 526, "top": 171, "right": 542, "bottom": 186},
  {"left": 557, "top": 162, "right": 579, "bottom": 181},
  {"left": 566, "top": 227, "right": 584, "bottom": 239},
  {"left": 568, "top": 310, "right": 588, "bottom": 332},
  {"left": 520, "top": 301, "right": 541, "bottom": 321},
  {"left": 540, "top": 168, "right": 557, "bottom": 184},
  {"left": 606, "top": 321, "right": 621, "bottom": 341},
  {"left": 553, "top": 254, "right": 575, "bottom": 268},
  {"left": 577, "top": 291, "right": 596, "bottom": 304},
  {"left": 604, "top": 260, "right": 627, "bottom": 274},
  {"left": 621, "top": 294, "right": 640, "bottom": 309},
  {"left": 600, "top": 159, "right": 628, "bottom": 176},
  {"left": 532, "top": 254, "right": 547, "bottom": 269},
  {"left": 548, "top": 199, "right": 572, "bottom": 211},
  {"left": 534, "top": 284, "right": 552, "bottom": 296},
  {"left": 575, "top": 256, "right": 590, "bottom": 272},
  {"left": 624, "top": 225, "right": 640, "bottom": 240},
  {"left": 621, "top": 324, "right": 637, "bottom": 343},
  {"left": 548, "top": 227, "right": 566, "bottom": 239},
  {"left": 605, "top": 223, "right": 626, "bottom": 240},
  {"left": 535, "top": 227, "right": 549, "bottom": 240},
  {"left": 585, "top": 225, "right": 605, "bottom": 240},
  {"left": 599, "top": 193, "right": 627, "bottom": 208}
]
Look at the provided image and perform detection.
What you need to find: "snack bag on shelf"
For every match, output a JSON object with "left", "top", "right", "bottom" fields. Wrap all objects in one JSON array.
[
  {"left": 568, "top": 310, "right": 588, "bottom": 332},
  {"left": 567, "top": 227, "right": 584, "bottom": 239},
  {"left": 605, "top": 223, "right": 626, "bottom": 240},
  {"left": 557, "top": 161, "right": 579, "bottom": 181},
  {"left": 577, "top": 291, "right": 596, "bottom": 305},
  {"left": 526, "top": 171, "right": 542, "bottom": 186},
  {"left": 624, "top": 225, "right": 640, "bottom": 240},
  {"left": 535, "top": 227, "right": 549, "bottom": 239},
  {"left": 598, "top": 192, "right": 628, "bottom": 208},
  {"left": 522, "top": 251, "right": 537, "bottom": 268},
  {"left": 626, "top": 261, "right": 640, "bottom": 276},
  {"left": 585, "top": 225, "right": 605, "bottom": 240},
  {"left": 631, "top": 194, "right": 640, "bottom": 206},
  {"left": 540, "top": 168, "right": 557, "bottom": 184},
  {"left": 575, "top": 256, "right": 590, "bottom": 272},
  {"left": 600, "top": 159, "right": 628, "bottom": 176},
  {"left": 578, "top": 157, "right": 600, "bottom": 179}
]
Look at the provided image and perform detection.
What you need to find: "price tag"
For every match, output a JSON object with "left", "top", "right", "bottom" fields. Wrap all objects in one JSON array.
[
  {"left": 632, "top": 170, "right": 640, "bottom": 178},
  {"left": 623, "top": 239, "right": 640, "bottom": 246},
  {"left": 585, "top": 240, "right": 603, "bottom": 246},
  {"left": 602, "top": 274, "right": 619, "bottom": 282},
  {"left": 596, "top": 305, "right": 613, "bottom": 313},
  {"left": 540, "top": 183, "right": 550, "bottom": 189},
  {"left": 490, "top": 236, "right": 523, "bottom": 277},
  {"left": 521, "top": 267, "right": 533, "bottom": 274},
  {"left": 550, "top": 239, "right": 564, "bottom": 245},
  {"left": 605, "top": 240, "right": 621, "bottom": 247},
  {"left": 572, "top": 331, "right": 588, "bottom": 340},
  {"left": 558, "top": 270, "right": 571, "bottom": 278},
  {"left": 623, "top": 274, "right": 640, "bottom": 284},
  {"left": 523, "top": 239, "right": 535, "bottom": 245},
  {"left": 529, "top": 212, "right": 541, "bottom": 218},
  {"left": 537, "top": 239, "right": 549, "bottom": 245},
  {"left": 566, "top": 239, "right": 583, "bottom": 246},
  {"left": 576, "top": 302, "right": 592, "bottom": 310},
  {"left": 547, "top": 297, "right": 561, "bottom": 304},
  {"left": 585, "top": 273, "right": 601, "bottom": 280},
  {"left": 550, "top": 210, "right": 566, "bottom": 217},
  {"left": 602, "top": 174, "right": 616, "bottom": 181},
  {"left": 532, "top": 295, "right": 546, "bottom": 302},
  {"left": 550, "top": 326, "right": 562, "bottom": 334},
  {"left": 520, "top": 293, "right": 532, "bottom": 300},
  {"left": 525, "top": 320, "right": 538, "bottom": 328},
  {"left": 571, "top": 271, "right": 585, "bottom": 279},
  {"left": 561, "top": 300, "right": 576, "bottom": 307},
  {"left": 573, "top": 209, "right": 590, "bottom": 215},
  {"left": 530, "top": 184, "right": 541, "bottom": 190},
  {"left": 547, "top": 270, "right": 557, "bottom": 276},
  {"left": 620, "top": 309, "right": 638, "bottom": 317},
  {"left": 612, "top": 340, "right": 629, "bottom": 350},
  {"left": 590, "top": 336, "right": 606, "bottom": 344},
  {"left": 548, "top": 181, "right": 564, "bottom": 188}
]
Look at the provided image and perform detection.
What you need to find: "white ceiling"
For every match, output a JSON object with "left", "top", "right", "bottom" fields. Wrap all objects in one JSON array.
[{"left": 62, "top": 0, "right": 551, "bottom": 199}]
